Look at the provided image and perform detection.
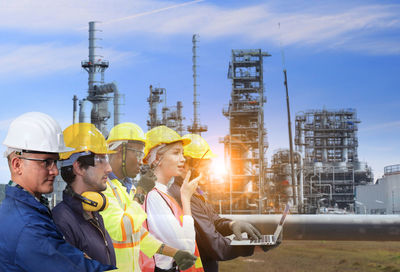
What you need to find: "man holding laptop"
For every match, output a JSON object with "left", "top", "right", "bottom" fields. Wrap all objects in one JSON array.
[
  {"left": 168, "top": 134, "right": 282, "bottom": 272},
  {"left": 230, "top": 204, "right": 289, "bottom": 246}
]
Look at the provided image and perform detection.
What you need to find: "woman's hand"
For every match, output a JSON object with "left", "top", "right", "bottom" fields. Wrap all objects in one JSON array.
[{"left": 180, "top": 170, "right": 202, "bottom": 201}]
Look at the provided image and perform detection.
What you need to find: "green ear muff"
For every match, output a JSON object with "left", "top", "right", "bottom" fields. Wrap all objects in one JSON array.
[{"left": 80, "top": 191, "right": 108, "bottom": 212}]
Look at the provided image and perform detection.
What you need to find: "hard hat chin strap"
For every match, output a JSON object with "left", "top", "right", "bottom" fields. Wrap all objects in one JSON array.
[{"left": 121, "top": 142, "right": 128, "bottom": 178}]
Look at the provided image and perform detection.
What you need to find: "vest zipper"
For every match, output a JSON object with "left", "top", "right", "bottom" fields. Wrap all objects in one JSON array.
[{"left": 89, "top": 217, "right": 112, "bottom": 265}]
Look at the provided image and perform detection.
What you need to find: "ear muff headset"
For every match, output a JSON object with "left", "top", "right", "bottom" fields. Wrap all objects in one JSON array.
[
  {"left": 65, "top": 186, "right": 108, "bottom": 212},
  {"left": 80, "top": 191, "right": 109, "bottom": 212}
]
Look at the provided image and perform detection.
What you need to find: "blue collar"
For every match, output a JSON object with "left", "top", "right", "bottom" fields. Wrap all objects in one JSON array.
[
  {"left": 108, "top": 172, "right": 133, "bottom": 194},
  {"left": 8, "top": 180, "right": 49, "bottom": 207}
]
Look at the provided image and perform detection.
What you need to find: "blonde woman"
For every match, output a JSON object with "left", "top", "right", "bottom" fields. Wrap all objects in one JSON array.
[{"left": 142, "top": 126, "right": 204, "bottom": 272}]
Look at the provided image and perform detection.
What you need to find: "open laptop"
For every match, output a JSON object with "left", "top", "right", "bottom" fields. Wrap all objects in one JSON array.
[{"left": 230, "top": 204, "right": 290, "bottom": 246}]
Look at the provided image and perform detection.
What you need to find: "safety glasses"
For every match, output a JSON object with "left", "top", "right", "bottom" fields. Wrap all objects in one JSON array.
[
  {"left": 18, "top": 156, "right": 58, "bottom": 170},
  {"left": 126, "top": 147, "right": 145, "bottom": 162},
  {"left": 94, "top": 154, "right": 109, "bottom": 166}
]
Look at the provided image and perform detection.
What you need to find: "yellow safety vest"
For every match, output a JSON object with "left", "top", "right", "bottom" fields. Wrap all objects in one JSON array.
[{"left": 101, "top": 177, "right": 162, "bottom": 272}]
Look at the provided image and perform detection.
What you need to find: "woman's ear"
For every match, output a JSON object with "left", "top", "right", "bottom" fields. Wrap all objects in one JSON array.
[{"left": 153, "top": 154, "right": 163, "bottom": 169}]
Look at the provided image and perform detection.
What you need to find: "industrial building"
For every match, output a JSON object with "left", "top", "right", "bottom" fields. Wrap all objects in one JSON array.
[
  {"left": 291, "top": 109, "right": 374, "bottom": 213},
  {"left": 355, "top": 164, "right": 400, "bottom": 214},
  {"left": 147, "top": 85, "right": 185, "bottom": 135},
  {"left": 218, "top": 49, "right": 270, "bottom": 214}
]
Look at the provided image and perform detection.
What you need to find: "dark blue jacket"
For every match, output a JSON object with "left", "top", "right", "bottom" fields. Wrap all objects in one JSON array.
[
  {"left": 169, "top": 179, "right": 254, "bottom": 272},
  {"left": 53, "top": 190, "right": 116, "bottom": 267},
  {"left": 0, "top": 184, "right": 115, "bottom": 272}
]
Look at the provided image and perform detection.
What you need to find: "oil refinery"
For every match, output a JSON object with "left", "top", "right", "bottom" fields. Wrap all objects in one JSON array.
[{"left": 41, "top": 21, "right": 399, "bottom": 218}]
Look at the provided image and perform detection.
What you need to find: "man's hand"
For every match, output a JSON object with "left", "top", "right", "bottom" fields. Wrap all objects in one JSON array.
[
  {"left": 230, "top": 221, "right": 262, "bottom": 240},
  {"left": 137, "top": 167, "right": 156, "bottom": 193},
  {"left": 173, "top": 250, "right": 197, "bottom": 271}
]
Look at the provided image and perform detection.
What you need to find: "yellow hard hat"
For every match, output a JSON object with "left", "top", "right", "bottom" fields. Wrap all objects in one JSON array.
[
  {"left": 182, "top": 134, "right": 217, "bottom": 159},
  {"left": 60, "top": 123, "right": 115, "bottom": 160},
  {"left": 107, "top": 122, "right": 145, "bottom": 144},
  {"left": 144, "top": 126, "right": 191, "bottom": 160}
]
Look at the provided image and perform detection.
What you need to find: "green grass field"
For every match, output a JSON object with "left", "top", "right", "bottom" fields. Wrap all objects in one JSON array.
[{"left": 219, "top": 241, "right": 400, "bottom": 272}]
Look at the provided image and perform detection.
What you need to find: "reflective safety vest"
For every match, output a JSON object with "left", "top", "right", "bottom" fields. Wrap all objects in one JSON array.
[
  {"left": 101, "top": 177, "right": 162, "bottom": 272},
  {"left": 140, "top": 188, "right": 204, "bottom": 272}
]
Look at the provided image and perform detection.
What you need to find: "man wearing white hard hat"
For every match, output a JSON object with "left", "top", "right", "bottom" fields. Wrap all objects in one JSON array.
[{"left": 0, "top": 112, "right": 115, "bottom": 271}]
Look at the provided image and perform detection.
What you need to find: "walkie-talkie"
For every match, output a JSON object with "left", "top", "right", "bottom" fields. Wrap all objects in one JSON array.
[{"left": 189, "top": 150, "right": 209, "bottom": 180}]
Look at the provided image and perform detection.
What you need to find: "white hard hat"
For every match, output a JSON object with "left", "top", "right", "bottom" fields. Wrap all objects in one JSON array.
[{"left": 3, "top": 112, "right": 74, "bottom": 154}]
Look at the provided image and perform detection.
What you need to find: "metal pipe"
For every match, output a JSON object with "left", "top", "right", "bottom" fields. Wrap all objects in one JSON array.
[
  {"left": 294, "top": 151, "right": 303, "bottom": 207},
  {"left": 224, "top": 214, "right": 400, "bottom": 241},
  {"left": 314, "top": 184, "right": 332, "bottom": 200},
  {"left": 112, "top": 81, "right": 120, "bottom": 126},
  {"left": 79, "top": 99, "right": 86, "bottom": 123},
  {"left": 72, "top": 95, "right": 78, "bottom": 124}
]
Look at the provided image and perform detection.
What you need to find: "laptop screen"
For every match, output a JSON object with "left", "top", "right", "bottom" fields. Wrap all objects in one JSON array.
[{"left": 279, "top": 204, "right": 290, "bottom": 226}]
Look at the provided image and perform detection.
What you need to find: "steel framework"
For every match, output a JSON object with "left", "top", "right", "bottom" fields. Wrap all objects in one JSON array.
[{"left": 219, "top": 49, "right": 270, "bottom": 214}]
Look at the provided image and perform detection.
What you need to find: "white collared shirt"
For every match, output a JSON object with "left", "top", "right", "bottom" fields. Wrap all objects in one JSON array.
[{"left": 146, "top": 181, "right": 196, "bottom": 269}]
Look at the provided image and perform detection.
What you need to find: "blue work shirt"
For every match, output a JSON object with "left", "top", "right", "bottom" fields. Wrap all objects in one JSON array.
[{"left": 0, "top": 183, "right": 115, "bottom": 272}]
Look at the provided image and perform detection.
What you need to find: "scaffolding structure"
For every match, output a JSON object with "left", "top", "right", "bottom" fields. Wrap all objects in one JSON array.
[
  {"left": 294, "top": 109, "right": 373, "bottom": 212},
  {"left": 220, "top": 49, "right": 270, "bottom": 214},
  {"left": 147, "top": 85, "right": 185, "bottom": 135}
]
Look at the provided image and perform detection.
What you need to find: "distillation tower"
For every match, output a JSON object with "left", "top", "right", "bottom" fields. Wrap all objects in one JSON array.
[
  {"left": 187, "top": 34, "right": 207, "bottom": 135},
  {"left": 220, "top": 49, "right": 270, "bottom": 214},
  {"left": 294, "top": 108, "right": 373, "bottom": 212},
  {"left": 79, "top": 21, "right": 120, "bottom": 137}
]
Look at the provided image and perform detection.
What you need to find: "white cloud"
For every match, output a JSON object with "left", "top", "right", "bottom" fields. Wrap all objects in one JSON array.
[
  {"left": 0, "top": 43, "right": 134, "bottom": 77},
  {"left": 0, "top": 1, "right": 398, "bottom": 55},
  {"left": 100, "top": 2, "right": 400, "bottom": 55}
]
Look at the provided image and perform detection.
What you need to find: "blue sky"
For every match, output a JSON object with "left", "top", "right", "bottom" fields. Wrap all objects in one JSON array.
[{"left": 0, "top": 0, "right": 399, "bottom": 182}]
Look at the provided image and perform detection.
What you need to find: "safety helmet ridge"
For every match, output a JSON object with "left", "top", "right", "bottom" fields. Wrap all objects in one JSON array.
[
  {"left": 60, "top": 123, "right": 115, "bottom": 160},
  {"left": 144, "top": 126, "right": 191, "bottom": 160},
  {"left": 107, "top": 122, "right": 146, "bottom": 144},
  {"left": 182, "top": 134, "right": 217, "bottom": 159},
  {"left": 3, "top": 112, "right": 73, "bottom": 154}
]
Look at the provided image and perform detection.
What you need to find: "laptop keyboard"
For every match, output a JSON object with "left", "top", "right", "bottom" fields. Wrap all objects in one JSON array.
[{"left": 250, "top": 235, "right": 275, "bottom": 245}]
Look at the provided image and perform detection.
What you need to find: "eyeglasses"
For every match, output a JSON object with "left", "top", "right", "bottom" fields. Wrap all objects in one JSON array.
[
  {"left": 126, "top": 148, "right": 145, "bottom": 162},
  {"left": 94, "top": 154, "right": 109, "bottom": 166},
  {"left": 18, "top": 156, "right": 58, "bottom": 170}
]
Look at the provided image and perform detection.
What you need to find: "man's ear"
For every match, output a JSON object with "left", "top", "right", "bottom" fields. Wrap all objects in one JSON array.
[
  {"left": 11, "top": 157, "right": 23, "bottom": 175},
  {"left": 112, "top": 145, "right": 123, "bottom": 159},
  {"left": 73, "top": 160, "right": 85, "bottom": 177}
]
